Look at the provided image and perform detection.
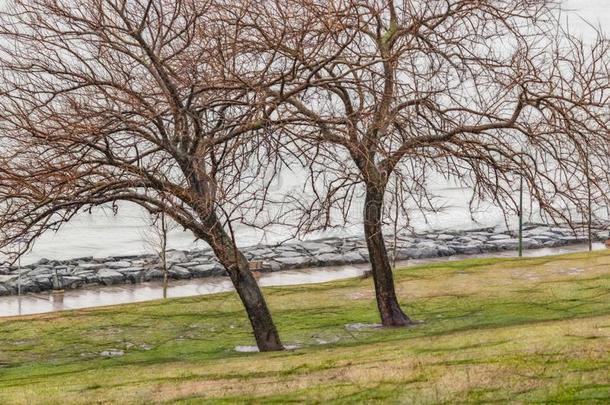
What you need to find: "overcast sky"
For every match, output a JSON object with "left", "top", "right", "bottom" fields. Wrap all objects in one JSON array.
[
  {"left": 0, "top": 1, "right": 607, "bottom": 38},
  {"left": 562, "top": 0, "right": 610, "bottom": 39},
  {"left": 0, "top": 1, "right": 608, "bottom": 30}
]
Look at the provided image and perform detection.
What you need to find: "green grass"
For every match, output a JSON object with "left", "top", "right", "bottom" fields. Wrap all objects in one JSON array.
[{"left": 1, "top": 251, "right": 610, "bottom": 404}]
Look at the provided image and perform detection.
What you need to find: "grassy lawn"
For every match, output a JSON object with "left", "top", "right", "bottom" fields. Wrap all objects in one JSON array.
[{"left": 0, "top": 251, "right": 609, "bottom": 404}]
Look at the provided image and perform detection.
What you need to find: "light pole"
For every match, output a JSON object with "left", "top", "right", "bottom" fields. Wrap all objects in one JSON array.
[
  {"left": 518, "top": 150, "right": 525, "bottom": 258},
  {"left": 585, "top": 144, "right": 593, "bottom": 252},
  {"left": 518, "top": 172, "right": 523, "bottom": 257},
  {"left": 17, "top": 249, "right": 21, "bottom": 296}
]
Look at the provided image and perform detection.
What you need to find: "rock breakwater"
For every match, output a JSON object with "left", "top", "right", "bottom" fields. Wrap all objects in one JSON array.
[{"left": 0, "top": 224, "right": 606, "bottom": 296}]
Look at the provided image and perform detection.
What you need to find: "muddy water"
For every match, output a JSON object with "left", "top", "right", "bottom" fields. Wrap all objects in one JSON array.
[{"left": 0, "top": 243, "right": 605, "bottom": 317}]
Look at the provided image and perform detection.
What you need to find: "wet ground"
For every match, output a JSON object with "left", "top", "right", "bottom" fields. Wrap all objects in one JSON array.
[{"left": 0, "top": 243, "right": 605, "bottom": 317}]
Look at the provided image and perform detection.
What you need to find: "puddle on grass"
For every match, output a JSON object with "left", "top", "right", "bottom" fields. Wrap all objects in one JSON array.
[
  {"left": 345, "top": 323, "right": 383, "bottom": 331},
  {"left": 234, "top": 344, "right": 301, "bottom": 353},
  {"left": 0, "top": 243, "right": 605, "bottom": 317},
  {"left": 313, "top": 336, "right": 342, "bottom": 345},
  {"left": 99, "top": 349, "right": 125, "bottom": 358}
]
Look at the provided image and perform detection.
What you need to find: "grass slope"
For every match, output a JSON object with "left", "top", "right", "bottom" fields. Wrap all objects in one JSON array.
[{"left": 0, "top": 251, "right": 609, "bottom": 404}]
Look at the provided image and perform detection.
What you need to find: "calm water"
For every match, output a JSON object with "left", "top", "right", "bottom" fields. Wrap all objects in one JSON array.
[{"left": 12, "top": 185, "right": 513, "bottom": 264}]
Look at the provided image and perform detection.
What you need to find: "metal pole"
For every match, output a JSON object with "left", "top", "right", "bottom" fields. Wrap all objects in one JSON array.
[
  {"left": 518, "top": 171, "right": 523, "bottom": 257},
  {"left": 587, "top": 181, "right": 593, "bottom": 252},
  {"left": 17, "top": 248, "right": 21, "bottom": 296},
  {"left": 586, "top": 146, "right": 593, "bottom": 252}
]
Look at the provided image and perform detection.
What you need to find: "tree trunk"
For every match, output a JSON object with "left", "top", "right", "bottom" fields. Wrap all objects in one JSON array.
[
  {"left": 226, "top": 257, "right": 284, "bottom": 351},
  {"left": 364, "top": 185, "right": 413, "bottom": 326},
  {"left": 200, "top": 214, "right": 283, "bottom": 352}
]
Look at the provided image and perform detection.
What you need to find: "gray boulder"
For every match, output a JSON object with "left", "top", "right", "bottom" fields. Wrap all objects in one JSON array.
[
  {"left": 189, "top": 263, "right": 225, "bottom": 277},
  {"left": 27, "top": 266, "right": 53, "bottom": 277},
  {"left": 120, "top": 267, "right": 145, "bottom": 283},
  {"left": 168, "top": 266, "right": 192, "bottom": 280},
  {"left": 76, "top": 262, "right": 105, "bottom": 271},
  {"left": 395, "top": 246, "right": 438, "bottom": 260},
  {"left": 104, "top": 261, "right": 132, "bottom": 269},
  {"left": 316, "top": 253, "right": 346, "bottom": 266},
  {"left": 436, "top": 245, "right": 457, "bottom": 257},
  {"left": 299, "top": 242, "right": 336, "bottom": 254},
  {"left": 0, "top": 284, "right": 11, "bottom": 296},
  {"left": 32, "top": 275, "right": 53, "bottom": 290},
  {"left": 262, "top": 261, "right": 282, "bottom": 272},
  {"left": 98, "top": 269, "right": 125, "bottom": 285},
  {"left": 355, "top": 248, "right": 370, "bottom": 261},
  {"left": 450, "top": 242, "right": 483, "bottom": 255},
  {"left": 144, "top": 269, "right": 164, "bottom": 281},
  {"left": 16, "top": 278, "right": 41, "bottom": 293},
  {"left": 165, "top": 250, "right": 188, "bottom": 263},
  {"left": 245, "top": 247, "right": 276, "bottom": 259},
  {"left": 489, "top": 234, "right": 512, "bottom": 241},
  {"left": 274, "top": 255, "right": 315, "bottom": 268},
  {"left": 0, "top": 275, "right": 17, "bottom": 283},
  {"left": 272, "top": 249, "right": 304, "bottom": 258},
  {"left": 488, "top": 238, "right": 519, "bottom": 250},
  {"left": 61, "top": 276, "right": 84, "bottom": 289},
  {"left": 340, "top": 251, "right": 366, "bottom": 264}
]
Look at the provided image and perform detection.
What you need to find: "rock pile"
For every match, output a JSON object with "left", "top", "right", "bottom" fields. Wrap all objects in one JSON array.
[{"left": 0, "top": 224, "right": 606, "bottom": 296}]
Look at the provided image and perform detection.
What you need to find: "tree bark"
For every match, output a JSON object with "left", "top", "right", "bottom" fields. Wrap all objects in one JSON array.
[
  {"left": 364, "top": 184, "right": 413, "bottom": 326},
  {"left": 200, "top": 214, "right": 283, "bottom": 352}
]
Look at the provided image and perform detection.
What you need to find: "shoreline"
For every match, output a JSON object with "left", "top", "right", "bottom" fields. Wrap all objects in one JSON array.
[
  {"left": 0, "top": 223, "right": 607, "bottom": 297},
  {"left": 0, "top": 243, "right": 606, "bottom": 318}
]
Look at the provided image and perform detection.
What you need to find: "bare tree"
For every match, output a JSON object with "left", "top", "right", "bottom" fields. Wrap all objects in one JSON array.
[
  {"left": 228, "top": 0, "right": 610, "bottom": 326},
  {"left": 141, "top": 211, "right": 174, "bottom": 298},
  {"left": 0, "top": 0, "right": 284, "bottom": 351}
]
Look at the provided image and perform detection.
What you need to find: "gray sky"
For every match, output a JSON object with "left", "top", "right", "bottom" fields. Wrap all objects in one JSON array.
[
  {"left": 0, "top": 1, "right": 608, "bottom": 27},
  {"left": 0, "top": 1, "right": 607, "bottom": 38},
  {"left": 563, "top": 0, "right": 610, "bottom": 39}
]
